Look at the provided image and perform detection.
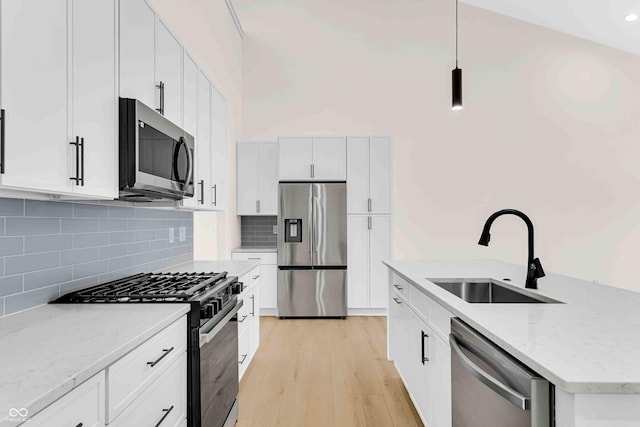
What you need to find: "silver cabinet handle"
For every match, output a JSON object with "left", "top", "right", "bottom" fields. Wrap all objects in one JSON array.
[
  {"left": 252, "top": 275, "right": 260, "bottom": 279},
  {"left": 147, "top": 347, "right": 174, "bottom": 367},
  {"left": 393, "top": 297, "right": 402, "bottom": 304},
  {"left": 256, "top": 200, "right": 260, "bottom": 213},
  {"left": 239, "top": 315, "right": 248, "bottom": 323},
  {"left": 248, "top": 257, "right": 261, "bottom": 260},
  {"left": 368, "top": 198, "right": 372, "bottom": 212},
  {"left": 368, "top": 216, "right": 372, "bottom": 230},
  {"left": 198, "top": 180, "right": 204, "bottom": 204},
  {"left": 250, "top": 295, "right": 255, "bottom": 316},
  {"left": 239, "top": 354, "right": 248, "bottom": 365},
  {"left": 311, "top": 163, "right": 315, "bottom": 178},
  {"left": 155, "top": 405, "right": 174, "bottom": 427},
  {"left": 212, "top": 184, "right": 217, "bottom": 206},
  {"left": 155, "top": 81, "right": 165, "bottom": 115},
  {"left": 449, "top": 334, "right": 530, "bottom": 410},
  {"left": 393, "top": 284, "right": 403, "bottom": 290}
]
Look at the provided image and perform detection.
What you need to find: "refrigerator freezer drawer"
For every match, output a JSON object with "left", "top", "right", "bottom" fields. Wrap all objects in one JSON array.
[{"left": 278, "top": 269, "right": 347, "bottom": 317}]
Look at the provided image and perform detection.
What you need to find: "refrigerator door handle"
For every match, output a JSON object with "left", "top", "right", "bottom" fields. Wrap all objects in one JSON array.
[{"left": 308, "top": 188, "right": 313, "bottom": 260}]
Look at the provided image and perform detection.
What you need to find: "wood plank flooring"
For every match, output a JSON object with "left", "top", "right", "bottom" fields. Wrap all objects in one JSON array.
[{"left": 237, "top": 316, "right": 423, "bottom": 427}]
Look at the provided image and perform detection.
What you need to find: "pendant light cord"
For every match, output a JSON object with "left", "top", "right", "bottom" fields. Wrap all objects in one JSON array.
[{"left": 455, "top": 0, "right": 459, "bottom": 67}]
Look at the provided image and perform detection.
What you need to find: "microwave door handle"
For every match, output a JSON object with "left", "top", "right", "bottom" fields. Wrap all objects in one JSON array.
[{"left": 185, "top": 139, "right": 194, "bottom": 193}]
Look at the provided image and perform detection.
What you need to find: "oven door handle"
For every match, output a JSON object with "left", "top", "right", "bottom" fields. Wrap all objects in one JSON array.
[
  {"left": 200, "top": 300, "right": 243, "bottom": 345},
  {"left": 449, "top": 334, "right": 530, "bottom": 410}
]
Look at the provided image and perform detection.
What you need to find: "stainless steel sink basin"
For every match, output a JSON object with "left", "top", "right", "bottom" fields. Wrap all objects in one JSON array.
[{"left": 427, "top": 279, "right": 561, "bottom": 304}]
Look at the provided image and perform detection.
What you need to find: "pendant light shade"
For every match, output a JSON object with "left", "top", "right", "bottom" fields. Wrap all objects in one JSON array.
[
  {"left": 451, "top": 0, "right": 462, "bottom": 110},
  {"left": 452, "top": 67, "right": 462, "bottom": 110}
]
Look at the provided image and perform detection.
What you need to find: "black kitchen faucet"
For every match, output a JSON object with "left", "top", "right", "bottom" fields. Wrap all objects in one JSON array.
[{"left": 478, "top": 209, "right": 545, "bottom": 289}]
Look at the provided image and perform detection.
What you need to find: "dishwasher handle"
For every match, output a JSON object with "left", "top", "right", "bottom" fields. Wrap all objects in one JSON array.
[{"left": 449, "top": 333, "right": 530, "bottom": 410}]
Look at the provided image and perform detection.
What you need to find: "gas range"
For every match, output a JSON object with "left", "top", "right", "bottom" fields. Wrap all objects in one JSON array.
[{"left": 54, "top": 271, "right": 244, "bottom": 427}]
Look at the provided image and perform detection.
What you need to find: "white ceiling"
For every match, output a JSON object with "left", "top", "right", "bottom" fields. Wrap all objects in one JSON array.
[{"left": 460, "top": 0, "right": 640, "bottom": 56}]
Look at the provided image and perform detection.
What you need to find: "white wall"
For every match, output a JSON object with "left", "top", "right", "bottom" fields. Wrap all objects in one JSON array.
[
  {"left": 238, "top": 0, "right": 640, "bottom": 291},
  {"left": 149, "top": 0, "right": 242, "bottom": 259}
]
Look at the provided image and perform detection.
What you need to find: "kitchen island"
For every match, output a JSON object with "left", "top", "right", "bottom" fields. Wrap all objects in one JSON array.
[{"left": 385, "top": 259, "right": 640, "bottom": 427}]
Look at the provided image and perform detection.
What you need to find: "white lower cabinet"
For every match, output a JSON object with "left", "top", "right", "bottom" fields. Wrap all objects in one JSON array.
[
  {"left": 28, "top": 315, "right": 187, "bottom": 427},
  {"left": 109, "top": 353, "right": 187, "bottom": 427},
  {"left": 232, "top": 252, "right": 278, "bottom": 314},
  {"left": 388, "top": 274, "right": 452, "bottom": 427},
  {"left": 238, "top": 266, "right": 261, "bottom": 381},
  {"left": 27, "top": 371, "right": 105, "bottom": 427}
]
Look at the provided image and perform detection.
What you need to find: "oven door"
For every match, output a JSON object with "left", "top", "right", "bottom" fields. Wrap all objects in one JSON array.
[{"left": 198, "top": 301, "right": 242, "bottom": 427}]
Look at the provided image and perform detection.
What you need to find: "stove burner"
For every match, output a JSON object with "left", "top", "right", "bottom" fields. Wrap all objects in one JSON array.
[{"left": 58, "top": 271, "right": 231, "bottom": 303}]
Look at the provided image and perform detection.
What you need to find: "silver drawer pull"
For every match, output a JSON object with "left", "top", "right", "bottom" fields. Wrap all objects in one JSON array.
[
  {"left": 239, "top": 315, "right": 248, "bottom": 323},
  {"left": 155, "top": 405, "right": 174, "bottom": 427},
  {"left": 147, "top": 347, "right": 174, "bottom": 367},
  {"left": 393, "top": 284, "right": 403, "bottom": 290},
  {"left": 239, "top": 354, "right": 248, "bottom": 365},
  {"left": 248, "top": 257, "right": 261, "bottom": 260},
  {"left": 393, "top": 297, "right": 402, "bottom": 304},
  {"left": 252, "top": 275, "right": 260, "bottom": 279}
]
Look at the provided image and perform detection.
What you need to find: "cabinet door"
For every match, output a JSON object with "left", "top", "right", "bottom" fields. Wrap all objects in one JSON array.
[
  {"left": 155, "top": 20, "right": 182, "bottom": 126},
  {"left": 369, "top": 137, "right": 391, "bottom": 214},
  {"left": 259, "top": 264, "right": 278, "bottom": 310},
  {"left": 195, "top": 70, "right": 211, "bottom": 207},
  {"left": 430, "top": 334, "right": 452, "bottom": 427},
  {"left": 249, "top": 286, "right": 260, "bottom": 356},
  {"left": 312, "top": 136, "right": 346, "bottom": 180},
  {"left": 369, "top": 215, "right": 391, "bottom": 309},
  {"left": 119, "top": 0, "right": 155, "bottom": 109},
  {"left": 409, "top": 315, "right": 431, "bottom": 423},
  {"left": 210, "top": 84, "right": 227, "bottom": 210},
  {"left": 0, "top": 0, "right": 71, "bottom": 194},
  {"left": 347, "top": 216, "right": 369, "bottom": 308},
  {"left": 238, "top": 327, "right": 250, "bottom": 381},
  {"left": 237, "top": 143, "right": 259, "bottom": 215},
  {"left": 346, "top": 137, "right": 369, "bottom": 214},
  {"left": 258, "top": 142, "right": 278, "bottom": 215},
  {"left": 278, "top": 136, "right": 312, "bottom": 180},
  {"left": 71, "top": 0, "right": 117, "bottom": 198},
  {"left": 388, "top": 290, "right": 403, "bottom": 362},
  {"left": 183, "top": 53, "right": 197, "bottom": 137}
]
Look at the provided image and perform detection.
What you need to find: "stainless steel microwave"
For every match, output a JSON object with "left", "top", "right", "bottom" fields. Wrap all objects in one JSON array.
[{"left": 119, "top": 98, "right": 194, "bottom": 201}]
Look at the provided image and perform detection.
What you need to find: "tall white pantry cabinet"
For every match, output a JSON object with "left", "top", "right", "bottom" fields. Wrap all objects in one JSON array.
[{"left": 346, "top": 136, "right": 392, "bottom": 311}]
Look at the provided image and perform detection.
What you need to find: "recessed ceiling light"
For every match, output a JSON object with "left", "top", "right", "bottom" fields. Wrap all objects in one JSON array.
[{"left": 625, "top": 14, "right": 638, "bottom": 22}]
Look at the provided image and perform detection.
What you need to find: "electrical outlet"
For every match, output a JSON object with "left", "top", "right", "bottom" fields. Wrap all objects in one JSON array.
[
  {"left": 179, "top": 226, "right": 186, "bottom": 242},
  {"left": 273, "top": 225, "right": 278, "bottom": 235},
  {"left": 169, "top": 227, "right": 175, "bottom": 244}
]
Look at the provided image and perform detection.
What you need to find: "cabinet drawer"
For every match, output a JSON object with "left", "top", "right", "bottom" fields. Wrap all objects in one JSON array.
[
  {"left": 238, "top": 327, "right": 250, "bottom": 381},
  {"left": 232, "top": 252, "right": 277, "bottom": 265},
  {"left": 108, "top": 316, "right": 187, "bottom": 421},
  {"left": 391, "top": 274, "right": 409, "bottom": 300},
  {"left": 428, "top": 297, "right": 454, "bottom": 339},
  {"left": 237, "top": 296, "right": 252, "bottom": 335},
  {"left": 409, "top": 285, "right": 430, "bottom": 322},
  {"left": 28, "top": 371, "right": 105, "bottom": 427},
  {"left": 110, "top": 352, "right": 187, "bottom": 427}
]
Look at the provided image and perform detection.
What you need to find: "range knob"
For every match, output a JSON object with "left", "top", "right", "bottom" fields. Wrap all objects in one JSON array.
[
  {"left": 200, "top": 301, "right": 218, "bottom": 319},
  {"left": 231, "top": 282, "right": 244, "bottom": 295}
]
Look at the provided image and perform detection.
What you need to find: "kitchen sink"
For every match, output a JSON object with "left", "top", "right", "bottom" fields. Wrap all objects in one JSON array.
[{"left": 427, "top": 279, "right": 561, "bottom": 304}]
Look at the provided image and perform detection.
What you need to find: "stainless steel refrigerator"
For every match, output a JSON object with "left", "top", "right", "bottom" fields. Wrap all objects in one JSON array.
[{"left": 277, "top": 182, "right": 347, "bottom": 318}]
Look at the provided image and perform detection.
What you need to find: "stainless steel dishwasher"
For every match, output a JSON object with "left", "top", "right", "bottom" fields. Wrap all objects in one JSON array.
[{"left": 450, "top": 318, "right": 553, "bottom": 427}]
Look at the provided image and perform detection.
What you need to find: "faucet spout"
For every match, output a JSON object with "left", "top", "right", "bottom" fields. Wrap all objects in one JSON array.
[{"left": 478, "top": 209, "right": 545, "bottom": 289}]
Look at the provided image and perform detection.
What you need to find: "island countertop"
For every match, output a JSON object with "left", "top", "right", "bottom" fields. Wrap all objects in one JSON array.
[{"left": 384, "top": 259, "right": 640, "bottom": 394}]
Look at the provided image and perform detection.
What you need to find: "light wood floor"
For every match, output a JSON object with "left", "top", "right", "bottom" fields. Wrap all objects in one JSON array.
[{"left": 237, "top": 316, "right": 423, "bottom": 427}]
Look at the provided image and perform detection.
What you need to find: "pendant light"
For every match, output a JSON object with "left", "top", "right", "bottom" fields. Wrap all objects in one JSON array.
[{"left": 452, "top": 0, "right": 462, "bottom": 110}]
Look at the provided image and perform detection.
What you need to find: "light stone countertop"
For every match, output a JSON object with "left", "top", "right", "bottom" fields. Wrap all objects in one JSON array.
[
  {"left": 384, "top": 259, "right": 640, "bottom": 394},
  {"left": 231, "top": 247, "right": 277, "bottom": 253},
  {"left": 0, "top": 303, "right": 189, "bottom": 426},
  {"left": 164, "top": 260, "right": 260, "bottom": 278}
]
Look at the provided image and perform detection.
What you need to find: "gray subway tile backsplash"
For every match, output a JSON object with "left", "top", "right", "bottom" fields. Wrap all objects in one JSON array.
[
  {"left": 240, "top": 216, "right": 277, "bottom": 248},
  {"left": 0, "top": 198, "right": 193, "bottom": 316}
]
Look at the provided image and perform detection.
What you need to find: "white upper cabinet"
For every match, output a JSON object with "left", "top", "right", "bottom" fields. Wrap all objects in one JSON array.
[
  {"left": 312, "top": 136, "right": 346, "bottom": 180},
  {"left": 0, "top": 0, "right": 70, "bottom": 194},
  {"left": 0, "top": 0, "right": 116, "bottom": 198},
  {"left": 119, "top": 0, "right": 155, "bottom": 109},
  {"left": 347, "top": 136, "right": 391, "bottom": 214},
  {"left": 182, "top": 52, "right": 198, "bottom": 138},
  {"left": 195, "top": 70, "right": 212, "bottom": 207},
  {"left": 210, "top": 84, "right": 227, "bottom": 210},
  {"left": 237, "top": 142, "right": 278, "bottom": 215},
  {"left": 70, "top": 0, "right": 117, "bottom": 199},
  {"left": 278, "top": 136, "right": 346, "bottom": 181},
  {"left": 278, "top": 136, "right": 312, "bottom": 181},
  {"left": 155, "top": 20, "right": 183, "bottom": 126}
]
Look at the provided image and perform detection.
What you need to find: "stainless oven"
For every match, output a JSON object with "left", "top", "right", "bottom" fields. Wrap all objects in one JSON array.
[
  {"left": 198, "top": 299, "right": 242, "bottom": 427},
  {"left": 119, "top": 98, "right": 194, "bottom": 201}
]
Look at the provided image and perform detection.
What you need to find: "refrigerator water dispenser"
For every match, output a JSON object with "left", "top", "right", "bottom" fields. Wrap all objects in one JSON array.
[{"left": 284, "top": 219, "right": 303, "bottom": 243}]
